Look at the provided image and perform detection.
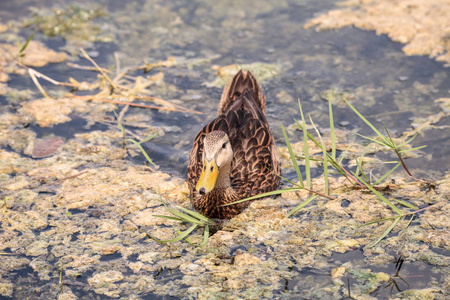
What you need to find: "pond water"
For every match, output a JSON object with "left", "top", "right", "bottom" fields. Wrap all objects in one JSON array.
[{"left": 0, "top": 0, "right": 449, "bottom": 299}]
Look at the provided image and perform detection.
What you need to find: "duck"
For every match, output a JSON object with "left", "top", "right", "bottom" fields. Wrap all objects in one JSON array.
[{"left": 187, "top": 69, "right": 281, "bottom": 219}]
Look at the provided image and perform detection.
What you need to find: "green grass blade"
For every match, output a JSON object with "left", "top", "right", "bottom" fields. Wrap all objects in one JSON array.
[
  {"left": 397, "top": 133, "right": 418, "bottom": 148},
  {"left": 402, "top": 214, "right": 415, "bottom": 231},
  {"left": 139, "top": 133, "right": 158, "bottom": 144},
  {"left": 175, "top": 229, "right": 193, "bottom": 245},
  {"left": 295, "top": 156, "right": 322, "bottom": 162},
  {"left": 355, "top": 148, "right": 368, "bottom": 182},
  {"left": 223, "top": 187, "right": 303, "bottom": 206},
  {"left": 338, "top": 141, "right": 354, "bottom": 164},
  {"left": 296, "top": 116, "right": 351, "bottom": 181},
  {"left": 125, "top": 138, "right": 156, "bottom": 166},
  {"left": 286, "top": 194, "right": 318, "bottom": 218},
  {"left": 309, "top": 116, "right": 329, "bottom": 195},
  {"left": 176, "top": 206, "right": 214, "bottom": 224},
  {"left": 328, "top": 158, "right": 348, "bottom": 178},
  {"left": 393, "top": 199, "right": 419, "bottom": 210},
  {"left": 113, "top": 111, "right": 125, "bottom": 134},
  {"left": 355, "top": 155, "right": 369, "bottom": 183},
  {"left": 19, "top": 33, "right": 35, "bottom": 56},
  {"left": 329, "top": 100, "right": 336, "bottom": 160},
  {"left": 281, "top": 122, "right": 304, "bottom": 187},
  {"left": 198, "top": 225, "right": 210, "bottom": 247},
  {"left": 298, "top": 99, "right": 311, "bottom": 189},
  {"left": 294, "top": 119, "right": 321, "bottom": 148},
  {"left": 152, "top": 215, "right": 184, "bottom": 222},
  {"left": 370, "top": 216, "right": 401, "bottom": 247},
  {"left": 359, "top": 166, "right": 371, "bottom": 185},
  {"left": 146, "top": 224, "right": 197, "bottom": 244},
  {"left": 276, "top": 172, "right": 304, "bottom": 188},
  {"left": 382, "top": 124, "right": 397, "bottom": 148},
  {"left": 344, "top": 99, "right": 391, "bottom": 145},
  {"left": 294, "top": 118, "right": 348, "bottom": 176},
  {"left": 399, "top": 145, "right": 427, "bottom": 153},
  {"left": 176, "top": 224, "right": 210, "bottom": 247},
  {"left": 349, "top": 130, "right": 391, "bottom": 148},
  {"left": 352, "top": 171, "right": 402, "bottom": 215},
  {"left": 373, "top": 162, "right": 401, "bottom": 185},
  {"left": 164, "top": 205, "right": 202, "bottom": 224},
  {"left": 355, "top": 156, "right": 362, "bottom": 179},
  {"left": 360, "top": 215, "right": 402, "bottom": 227}
]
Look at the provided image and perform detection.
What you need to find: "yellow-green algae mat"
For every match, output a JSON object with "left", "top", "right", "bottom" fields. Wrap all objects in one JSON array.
[{"left": 0, "top": 123, "right": 449, "bottom": 299}]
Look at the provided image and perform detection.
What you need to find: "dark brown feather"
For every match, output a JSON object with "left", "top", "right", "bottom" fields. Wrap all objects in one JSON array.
[{"left": 187, "top": 70, "right": 280, "bottom": 219}]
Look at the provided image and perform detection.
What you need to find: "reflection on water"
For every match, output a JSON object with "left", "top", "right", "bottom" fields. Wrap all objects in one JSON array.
[{"left": 1, "top": 0, "right": 449, "bottom": 299}]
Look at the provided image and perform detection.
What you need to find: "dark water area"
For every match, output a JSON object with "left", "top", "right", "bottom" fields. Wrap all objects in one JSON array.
[
  {"left": 330, "top": 249, "right": 441, "bottom": 300},
  {"left": 1, "top": 0, "right": 449, "bottom": 299}
]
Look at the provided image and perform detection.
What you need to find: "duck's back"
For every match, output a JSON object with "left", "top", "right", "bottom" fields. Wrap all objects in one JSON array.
[{"left": 218, "top": 69, "right": 267, "bottom": 115}]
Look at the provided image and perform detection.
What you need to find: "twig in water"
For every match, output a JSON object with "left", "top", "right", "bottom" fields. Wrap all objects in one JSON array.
[{"left": 80, "top": 48, "right": 121, "bottom": 93}]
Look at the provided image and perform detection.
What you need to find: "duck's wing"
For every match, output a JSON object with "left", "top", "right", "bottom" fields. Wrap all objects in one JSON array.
[{"left": 226, "top": 92, "right": 281, "bottom": 196}]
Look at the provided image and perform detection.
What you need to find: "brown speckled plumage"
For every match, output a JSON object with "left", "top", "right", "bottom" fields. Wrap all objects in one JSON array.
[{"left": 187, "top": 70, "right": 281, "bottom": 219}]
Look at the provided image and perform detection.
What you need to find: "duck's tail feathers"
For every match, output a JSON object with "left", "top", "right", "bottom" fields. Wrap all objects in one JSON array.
[{"left": 218, "top": 69, "right": 266, "bottom": 115}]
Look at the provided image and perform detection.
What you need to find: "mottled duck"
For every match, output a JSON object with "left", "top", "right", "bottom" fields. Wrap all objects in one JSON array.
[{"left": 187, "top": 70, "right": 281, "bottom": 219}]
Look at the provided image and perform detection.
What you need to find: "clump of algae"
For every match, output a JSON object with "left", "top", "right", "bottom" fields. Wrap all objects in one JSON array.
[{"left": 22, "top": 5, "right": 113, "bottom": 53}]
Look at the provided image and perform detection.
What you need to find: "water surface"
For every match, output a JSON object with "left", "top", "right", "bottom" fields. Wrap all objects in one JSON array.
[{"left": 0, "top": 0, "right": 449, "bottom": 299}]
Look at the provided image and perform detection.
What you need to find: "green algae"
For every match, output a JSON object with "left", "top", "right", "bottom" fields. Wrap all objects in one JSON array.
[
  {"left": 23, "top": 5, "right": 112, "bottom": 53},
  {"left": 349, "top": 268, "right": 390, "bottom": 294}
]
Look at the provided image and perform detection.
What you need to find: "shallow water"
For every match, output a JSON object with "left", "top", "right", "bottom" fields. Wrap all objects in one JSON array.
[
  {"left": 0, "top": 0, "right": 449, "bottom": 299},
  {"left": 2, "top": 0, "right": 449, "bottom": 176}
]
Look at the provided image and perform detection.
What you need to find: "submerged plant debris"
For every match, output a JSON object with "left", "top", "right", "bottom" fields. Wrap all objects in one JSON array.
[{"left": 0, "top": 0, "right": 449, "bottom": 299}]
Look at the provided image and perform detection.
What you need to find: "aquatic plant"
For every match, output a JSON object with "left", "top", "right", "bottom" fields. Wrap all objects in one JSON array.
[
  {"left": 18, "top": 33, "right": 34, "bottom": 58},
  {"left": 145, "top": 203, "right": 215, "bottom": 248},
  {"left": 228, "top": 98, "right": 431, "bottom": 246},
  {"left": 113, "top": 111, "right": 157, "bottom": 167}
]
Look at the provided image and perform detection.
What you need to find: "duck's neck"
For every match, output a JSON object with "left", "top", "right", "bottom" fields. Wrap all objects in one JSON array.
[{"left": 215, "top": 162, "right": 232, "bottom": 189}]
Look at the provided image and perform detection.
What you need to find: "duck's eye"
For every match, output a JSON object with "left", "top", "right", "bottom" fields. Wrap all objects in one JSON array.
[{"left": 222, "top": 142, "right": 227, "bottom": 149}]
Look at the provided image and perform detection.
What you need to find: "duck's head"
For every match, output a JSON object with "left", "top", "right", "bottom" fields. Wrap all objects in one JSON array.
[{"left": 196, "top": 130, "right": 233, "bottom": 195}]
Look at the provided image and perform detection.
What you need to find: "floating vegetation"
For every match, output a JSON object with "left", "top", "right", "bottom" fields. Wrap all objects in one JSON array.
[
  {"left": 146, "top": 204, "right": 215, "bottom": 248},
  {"left": 23, "top": 5, "right": 113, "bottom": 53},
  {"left": 206, "top": 62, "right": 283, "bottom": 87},
  {"left": 304, "top": 0, "right": 450, "bottom": 66},
  {"left": 114, "top": 110, "right": 157, "bottom": 167}
]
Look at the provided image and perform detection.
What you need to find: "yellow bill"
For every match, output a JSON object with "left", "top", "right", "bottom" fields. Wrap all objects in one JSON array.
[{"left": 196, "top": 158, "right": 219, "bottom": 194}]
